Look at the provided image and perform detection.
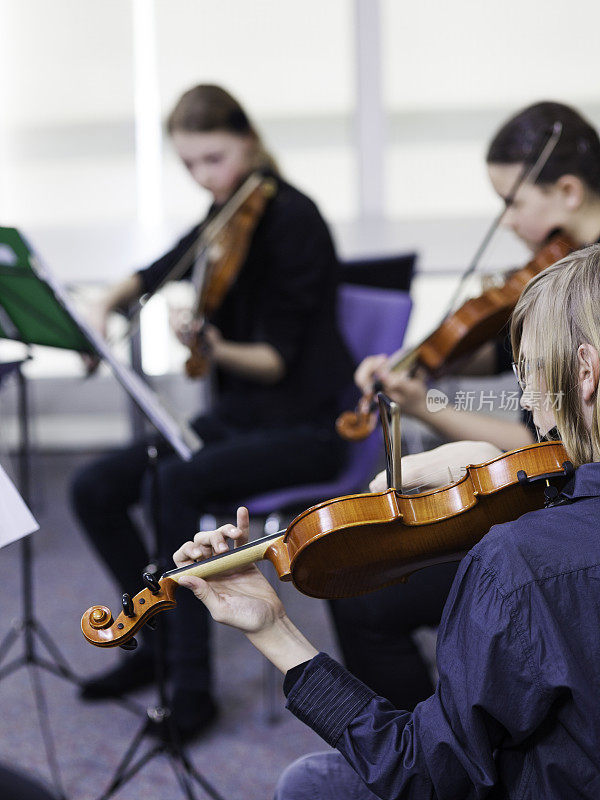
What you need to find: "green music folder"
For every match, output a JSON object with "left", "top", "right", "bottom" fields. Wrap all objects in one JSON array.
[
  {"left": 0, "top": 226, "right": 95, "bottom": 353},
  {"left": 0, "top": 226, "right": 201, "bottom": 460}
]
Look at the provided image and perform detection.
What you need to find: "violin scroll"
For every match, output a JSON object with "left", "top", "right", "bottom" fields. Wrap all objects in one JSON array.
[
  {"left": 81, "top": 577, "right": 178, "bottom": 648},
  {"left": 335, "top": 395, "right": 378, "bottom": 441}
]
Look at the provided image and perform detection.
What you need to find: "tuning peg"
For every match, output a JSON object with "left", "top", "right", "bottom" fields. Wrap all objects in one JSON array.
[
  {"left": 145, "top": 617, "right": 158, "bottom": 631},
  {"left": 142, "top": 572, "right": 161, "bottom": 595},
  {"left": 122, "top": 593, "right": 135, "bottom": 617},
  {"left": 120, "top": 637, "right": 138, "bottom": 651}
]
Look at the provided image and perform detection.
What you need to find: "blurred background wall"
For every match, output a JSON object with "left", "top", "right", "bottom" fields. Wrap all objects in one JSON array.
[{"left": 0, "top": 0, "right": 599, "bottom": 418}]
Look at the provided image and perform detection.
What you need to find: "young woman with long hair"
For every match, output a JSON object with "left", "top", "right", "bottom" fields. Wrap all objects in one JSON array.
[
  {"left": 71, "top": 84, "right": 353, "bottom": 740},
  {"left": 173, "top": 244, "right": 600, "bottom": 798},
  {"left": 329, "top": 100, "right": 600, "bottom": 714}
]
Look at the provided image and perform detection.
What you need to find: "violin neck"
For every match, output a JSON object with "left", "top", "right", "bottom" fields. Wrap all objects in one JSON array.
[
  {"left": 163, "top": 529, "right": 285, "bottom": 583},
  {"left": 201, "top": 172, "right": 263, "bottom": 244},
  {"left": 388, "top": 346, "right": 418, "bottom": 375}
]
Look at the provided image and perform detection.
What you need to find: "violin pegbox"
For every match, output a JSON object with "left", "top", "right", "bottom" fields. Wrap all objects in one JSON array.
[{"left": 81, "top": 577, "right": 178, "bottom": 648}]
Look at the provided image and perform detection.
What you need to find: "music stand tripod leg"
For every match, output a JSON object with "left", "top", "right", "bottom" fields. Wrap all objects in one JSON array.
[
  {"left": 98, "top": 446, "right": 227, "bottom": 800},
  {"left": 27, "top": 658, "right": 68, "bottom": 800},
  {"left": 0, "top": 364, "right": 69, "bottom": 799}
]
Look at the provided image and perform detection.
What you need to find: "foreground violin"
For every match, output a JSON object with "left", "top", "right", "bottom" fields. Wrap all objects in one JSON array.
[
  {"left": 337, "top": 232, "right": 575, "bottom": 441},
  {"left": 82, "top": 441, "right": 572, "bottom": 649}
]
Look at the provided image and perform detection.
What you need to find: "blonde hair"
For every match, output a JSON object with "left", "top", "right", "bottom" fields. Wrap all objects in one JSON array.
[
  {"left": 166, "top": 84, "right": 279, "bottom": 176},
  {"left": 511, "top": 245, "right": 600, "bottom": 466}
]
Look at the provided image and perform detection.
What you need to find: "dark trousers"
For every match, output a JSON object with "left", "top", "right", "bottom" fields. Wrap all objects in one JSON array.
[
  {"left": 328, "top": 560, "right": 459, "bottom": 710},
  {"left": 71, "top": 412, "right": 346, "bottom": 694}
]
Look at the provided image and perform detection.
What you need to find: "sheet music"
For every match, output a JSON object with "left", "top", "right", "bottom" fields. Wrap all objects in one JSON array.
[
  {"left": 22, "top": 234, "right": 202, "bottom": 462},
  {"left": 0, "top": 462, "right": 38, "bottom": 548}
]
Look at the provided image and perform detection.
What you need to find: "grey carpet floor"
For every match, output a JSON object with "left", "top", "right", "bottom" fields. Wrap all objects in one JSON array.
[{"left": 0, "top": 452, "right": 341, "bottom": 800}]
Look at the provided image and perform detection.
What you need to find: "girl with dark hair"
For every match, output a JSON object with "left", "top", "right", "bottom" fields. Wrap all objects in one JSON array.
[
  {"left": 329, "top": 100, "right": 600, "bottom": 715},
  {"left": 363, "top": 101, "right": 600, "bottom": 465},
  {"left": 173, "top": 243, "right": 600, "bottom": 799},
  {"left": 487, "top": 101, "right": 600, "bottom": 197},
  {"left": 71, "top": 84, "right": 353, "bottom": 740}
]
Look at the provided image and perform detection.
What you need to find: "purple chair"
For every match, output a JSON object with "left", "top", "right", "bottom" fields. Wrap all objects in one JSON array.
[
  {"left": 207, "top": 283, "right": 413, "bottom": 519},
  {"left": 204, "top": 283, "right": 413, "bottom": 719}
]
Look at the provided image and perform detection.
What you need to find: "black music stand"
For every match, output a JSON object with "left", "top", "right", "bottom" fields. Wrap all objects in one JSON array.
[
  {"left": 0, "top": 358, "right": 77, "bottom": 800},
  {"left": 0, "top": 227, "right": 224, "bottom": 800}
]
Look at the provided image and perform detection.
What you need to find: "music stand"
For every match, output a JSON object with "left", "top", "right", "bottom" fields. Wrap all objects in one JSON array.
[
  {"left": 0, "top": 357, "right": 73, "bottom": 800},
  {"left": 0, "top": 227, "right": 224, "bottom": 800}
]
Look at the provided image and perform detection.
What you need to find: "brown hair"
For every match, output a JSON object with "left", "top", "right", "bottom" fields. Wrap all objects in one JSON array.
[
  {"left": 511, "top": 246, "right": 600, "bottom": 466},
  {"left": 487, "top": 102, "right": 600, "bottom": 195},
  {"left": 167, "top": 84, "right": 279, "bottom": 175}
]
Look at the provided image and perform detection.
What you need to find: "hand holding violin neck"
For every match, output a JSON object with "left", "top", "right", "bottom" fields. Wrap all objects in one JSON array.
[
  {"left": 184, "top": 324, "right": 211, "bottom": 378},
  {"left": 81, "top": 529, "right": 291, "bottom": 649},
  {"left": 166, "top": 531, "right": 287, "bottom": 583}
]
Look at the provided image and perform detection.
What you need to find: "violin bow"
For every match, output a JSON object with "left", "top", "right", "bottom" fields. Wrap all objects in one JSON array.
[
  {"left": 121, "top": 172, "right": 267, "bottom": 341},
  {"left": 443, "top": 121, "right": 563, "bottom": 318}
]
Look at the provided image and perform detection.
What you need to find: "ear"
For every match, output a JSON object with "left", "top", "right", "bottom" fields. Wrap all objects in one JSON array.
[
  {"left": 556, "top": 174, "right": 586, "bottom": 211},
  {"left": 577, "top": 342, "right": 600, "bottom": 403}
]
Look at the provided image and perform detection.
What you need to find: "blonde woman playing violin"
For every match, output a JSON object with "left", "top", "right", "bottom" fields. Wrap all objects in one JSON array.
[
  {"left": 330, "top": 101, "right": 600, "bottom": 713},
  {"left": 175, "top": 244, "right": 600, "bottom": 800}
]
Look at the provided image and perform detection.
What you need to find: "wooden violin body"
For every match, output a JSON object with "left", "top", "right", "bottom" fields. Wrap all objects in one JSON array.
[
  {"left": 336, "top": 232, "right": 576, "bottom": 441},
  {"left": 416, "top": 233, "right": 574, "bottom": 373},
  {"left": 185, "top": 175, "right": 277, "bottom": 378},
  {"left": 82, "top": 441, "right": 572, "bottom": 648}
]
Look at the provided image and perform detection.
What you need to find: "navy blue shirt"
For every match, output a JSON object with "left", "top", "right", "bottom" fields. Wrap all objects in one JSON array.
[{"left": 285, "top": 461, "right": 600, "bottom": 798}]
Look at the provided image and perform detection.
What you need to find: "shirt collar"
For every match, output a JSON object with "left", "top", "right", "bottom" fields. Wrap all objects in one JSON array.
[{"left": 560, "top": 461, "right": 600, "bottom": 500}]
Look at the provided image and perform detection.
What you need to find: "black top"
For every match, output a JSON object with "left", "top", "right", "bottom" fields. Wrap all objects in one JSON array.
[{"left": 138, "top": 176, "right": 354, "bottom": 429}]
